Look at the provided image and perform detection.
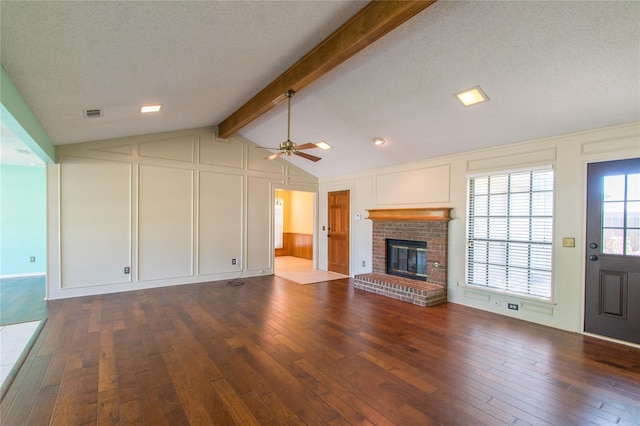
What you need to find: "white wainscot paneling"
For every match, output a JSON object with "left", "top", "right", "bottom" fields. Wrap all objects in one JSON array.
[
  {"left": 60, "top": 157, "right": 131, "bottom": 288},
  {"left": 199, "top": 134, "right": 244, "bottom": 169},
  {"left": 139, "top": 135, "right": 195, "bottom": 163},
  {"left": 138, "top": 165, "right": 193, "bottom": 281},
  {"left": 199, "top": 171, "right": 242, "bottom": 274},
  {"left": 246, "top": 177, "right": 272, "bottom": 271},
  {"left": 376, "top": 164, "right": 450, "bottom": 206},
  {"left": 92, "top": 143, "right": 133, "bottom": 156},
  {"left": 247, "top": 146, "right": 285, "bottom": 174}
]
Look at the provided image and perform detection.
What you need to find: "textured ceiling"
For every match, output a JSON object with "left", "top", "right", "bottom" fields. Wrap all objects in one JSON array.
[{"left": 1, "top": 1, "right": 638, "bottom": 177}]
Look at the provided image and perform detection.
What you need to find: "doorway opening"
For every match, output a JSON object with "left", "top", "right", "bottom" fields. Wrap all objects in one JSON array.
[
  {"left": 274, "top": 189, "right": 314, "bottom": 260},
  {"left": 273, "top": 189, "right": 348, "bottom": 284},
  {"left": 0, "top": 162, "right": 48, "bottom": 396},
  {"left": 273, "top": 189, "right": 315, "bottom": 277}
]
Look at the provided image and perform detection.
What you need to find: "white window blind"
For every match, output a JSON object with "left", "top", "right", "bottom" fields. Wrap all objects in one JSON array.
[
  {"left": 466, "top": 168, "right": 554, "bottom": 299},
  {"left": 274, "top": 198, "right": 284, "bottom": 249}
]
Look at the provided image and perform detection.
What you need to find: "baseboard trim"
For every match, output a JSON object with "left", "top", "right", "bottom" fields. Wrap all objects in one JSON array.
[{"left": 0, "top": 273, "right": 46, "bottom": 279}]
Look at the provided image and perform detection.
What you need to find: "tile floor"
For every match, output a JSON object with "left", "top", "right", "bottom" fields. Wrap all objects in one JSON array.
[
  {"left": 274, "top": 256, "right": 348, "bottom": 284},
  {"left": 0, "top": 320, "right": 42, "bottom": 387}
]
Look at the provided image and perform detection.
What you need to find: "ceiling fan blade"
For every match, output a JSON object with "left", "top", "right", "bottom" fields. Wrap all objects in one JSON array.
[
  {"left": 295, "top": 143, "right": 318, "bottom": 150},
  {"left": 266, "top": 152, "right": 284, "bottom": 160},
  {"left": 294, "top": 151, "right": 321, "bottom": 162}
]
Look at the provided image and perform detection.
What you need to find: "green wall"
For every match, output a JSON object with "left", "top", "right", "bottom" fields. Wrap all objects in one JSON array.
[
  {"left": 0, "top": 165, "right": 46, "bottom": 276},
  {"left": 1, "top": 65, "right": 55, "bottom": 164}
]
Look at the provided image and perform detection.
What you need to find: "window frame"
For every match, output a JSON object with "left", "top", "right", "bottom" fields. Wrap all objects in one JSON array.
[{"left": 465, "top": 165, "right": 555, "bottom": 301}]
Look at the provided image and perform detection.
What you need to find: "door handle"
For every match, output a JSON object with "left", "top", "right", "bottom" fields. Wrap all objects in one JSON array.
[{"left": 589, "top": 255, "right": 599, "bottom": 261}]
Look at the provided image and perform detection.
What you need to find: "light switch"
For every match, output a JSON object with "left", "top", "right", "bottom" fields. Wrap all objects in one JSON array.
[{"left": 562, "top": 237, "right": 575, "bottom": 248}]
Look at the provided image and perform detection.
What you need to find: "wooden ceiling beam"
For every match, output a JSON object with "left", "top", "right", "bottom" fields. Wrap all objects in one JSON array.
[{"left": 217, "top": 0, "right": 436, "bottom": 138}]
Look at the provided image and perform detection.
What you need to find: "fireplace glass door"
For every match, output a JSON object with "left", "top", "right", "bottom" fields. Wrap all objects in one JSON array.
[{"left": 386, "top": 239, "right": 427, "bottom": 280}]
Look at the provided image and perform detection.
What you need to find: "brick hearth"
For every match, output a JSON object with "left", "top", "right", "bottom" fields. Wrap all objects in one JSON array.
[
  {"left": 353, "top": 208, "right": 451, "bottom": 307},
  {"left": 353, "top": 273, "right": 447, "bottom": 307}
]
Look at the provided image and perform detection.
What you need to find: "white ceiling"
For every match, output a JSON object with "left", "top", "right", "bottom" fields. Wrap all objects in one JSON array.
[{"left": 1, "top": 1, "right": 638, "bottom": 177}]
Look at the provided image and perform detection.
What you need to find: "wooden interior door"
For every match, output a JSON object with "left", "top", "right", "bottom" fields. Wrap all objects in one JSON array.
[
  {"left": 585, "top": 158, "right": 640, "bottom": 344},
  {"left": 328, "top": 190, "right": 350, "bottom": 275}
]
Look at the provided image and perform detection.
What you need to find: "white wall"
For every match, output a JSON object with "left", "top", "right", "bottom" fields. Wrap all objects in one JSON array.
[
  {"left": 47, "top": 127, "right": 317, "bottom": 299},
  {"left": 318, "top": 122, "right": 639, "bottom": 333}
]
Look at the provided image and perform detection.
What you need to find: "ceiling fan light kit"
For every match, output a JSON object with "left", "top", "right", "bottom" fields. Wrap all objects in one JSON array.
[
  {"left": 262, "top": 90, "right": 323, "bottom": 162},
  {"left": 315, "top": 140, "right": 332, "bottom": 150}
]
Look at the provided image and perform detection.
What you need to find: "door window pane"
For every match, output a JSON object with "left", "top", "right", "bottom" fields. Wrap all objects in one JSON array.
[
  {"left": 603, "top": 228, "right": 624, "bottom": 255},
  {"left": 603, "top": 175, "right": 625, "bottom": 201},
  {"left": 626, "top": 229, "right": 640, "bottom": 256},
  {"left": 627, "top": 174, "right": 640, "bottom": 201},
  {"left": 627, "top": 201, "right": 640, "bottom": 227},
  {"left": 603, "top": 202, "right": 625, "bottom": 227}
]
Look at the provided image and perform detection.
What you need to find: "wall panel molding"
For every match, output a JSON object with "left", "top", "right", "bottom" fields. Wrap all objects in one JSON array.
[
  {"left": 466, "top": 148, "right": 556, "bottom": 173},
  {"left": 50, "top": 126, "right": 316, "bottom": 298},
  {"left": 376, "top": 164, "right": 450, "bottom": 206}
]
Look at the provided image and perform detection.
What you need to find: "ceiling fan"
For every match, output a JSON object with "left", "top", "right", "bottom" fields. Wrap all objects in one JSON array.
[{"left": 262, "top": 90, "right": 322, "bottom": 162}]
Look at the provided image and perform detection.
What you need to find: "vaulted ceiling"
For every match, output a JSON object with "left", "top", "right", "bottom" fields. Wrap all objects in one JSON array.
[{"left": 1, "top": 1, "right": 638, "bottom": 177}]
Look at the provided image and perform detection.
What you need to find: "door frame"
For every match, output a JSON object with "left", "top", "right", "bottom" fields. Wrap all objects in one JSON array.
[{"left": 271, "top": 184, "right": 319, "bottom": 269}]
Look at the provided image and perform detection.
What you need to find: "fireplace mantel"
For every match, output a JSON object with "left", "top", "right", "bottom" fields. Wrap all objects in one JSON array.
[{"left": 366, "top": 207, "right": 452, "bottom": 222}]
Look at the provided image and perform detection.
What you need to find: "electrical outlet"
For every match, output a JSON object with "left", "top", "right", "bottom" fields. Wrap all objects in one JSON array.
[
  {"left": 362, "top": 260, "right": 366, "bottom": 267},
  {"left": 124, "top": 267, "right": 130, "bottom": 274},
  {"left": 30, "top": 256, "right": 35, "bottom": 262},
  {"left": 232, "top": 259, "right": 237, "bottom": 265},
  {"left": 508, "top": 303, "right": 519, "bottom": 310}
]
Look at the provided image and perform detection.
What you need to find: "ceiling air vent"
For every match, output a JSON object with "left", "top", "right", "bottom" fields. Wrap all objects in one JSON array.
[{"left": 84, "top": 109, "right": 103, "bottom": 118}]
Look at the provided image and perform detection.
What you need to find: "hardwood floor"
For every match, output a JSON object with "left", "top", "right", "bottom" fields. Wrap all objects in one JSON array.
[{"left": 2, "top": 275, "right": 639, "bottom": 425}]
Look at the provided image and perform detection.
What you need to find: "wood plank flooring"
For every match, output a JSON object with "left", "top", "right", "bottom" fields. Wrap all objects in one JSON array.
[{"left": 2, "top": 275, "right": 639, "bottom": 425}]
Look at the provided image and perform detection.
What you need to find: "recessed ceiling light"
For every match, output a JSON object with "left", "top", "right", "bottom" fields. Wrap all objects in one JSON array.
[
  {"left": 373, "top": 137, "right": 385, "bottom": 146},
  {"left": 315, "top": 140, "right": 332, "bottom": 150},
  {"left": 140, "top": 104, "right": 163, "bottom": 113},
  {"left": 455, "top": 86, "right": 489, "bottom": 107}
]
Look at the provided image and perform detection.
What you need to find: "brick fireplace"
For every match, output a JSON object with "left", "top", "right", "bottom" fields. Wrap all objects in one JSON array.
[{"left": 354, "top": 208, "right": 451, "bottom": 307}]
